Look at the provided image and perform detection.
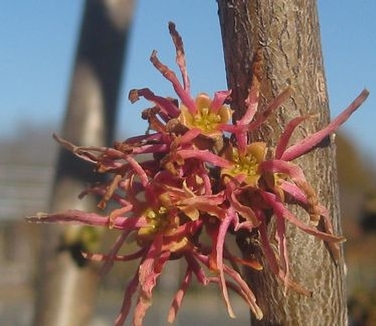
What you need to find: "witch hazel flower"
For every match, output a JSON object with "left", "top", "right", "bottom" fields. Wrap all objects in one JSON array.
[{"left": 28, "top": 22, "right": 369, "bottom": 325}]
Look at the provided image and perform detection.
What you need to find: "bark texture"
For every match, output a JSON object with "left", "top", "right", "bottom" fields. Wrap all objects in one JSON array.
[
  {"left": 217, "top": 1, "right": 347, "bottom": 325},
  {"left": 32, "top": 1, "right": 135, "bottom": 325}
]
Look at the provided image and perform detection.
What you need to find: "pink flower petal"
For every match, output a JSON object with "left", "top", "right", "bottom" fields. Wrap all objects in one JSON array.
[
  {"left": 213, "top": 212, "right": 237, "bottom": 318},
  {"left": 168, "top": 22, "right": 190, "bottom": 93},
  {"left": 133, "top": 235, "right": 169, "bottom": 325},
  {"left": 150, "top": 50, "right": 197, "bottom": 114},
  {"left": 223, "top": 265, "right": 263, "bottom": 320},
  {"left": 115, "top": 271, "right": 139, "bottom": 326},
  {"left": 177, "top": 149, "right": 232, "bottom": 168},
  {"left": 281, "top": 89, "right": 369, "bottom": 161},
  {"left": 248, "top": 87, "right": 294, "bottom": 131},
  {"left": 167, "top": 269, "right": 192, "bottom": 323},
  {"left": 275, "top": 115, "right": 310, "bottom": 159},
  {"left": 129, "top": 87, "right": 180, "bottom": 118},
  {"left": 210, "top": 90, "right": 232, "bottom": 114},
  {"left": 261, "top": 191, "right": 345, "bottom": 243}
]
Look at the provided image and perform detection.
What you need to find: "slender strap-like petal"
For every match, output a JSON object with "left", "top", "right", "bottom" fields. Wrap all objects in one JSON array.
[{"left": 281, "top": 89, "right": 369, "bottom": 161}]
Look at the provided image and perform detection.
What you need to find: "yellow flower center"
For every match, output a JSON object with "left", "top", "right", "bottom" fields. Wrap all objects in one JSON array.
[
  {"left": 138, "top": 206, "right": 169, "bottom": 238},
  {"left": 221, "top": 142, "right": 267, "bottom": 186},
  {"left": 231, "top": 148, "right": 259, "bottom": 176},
  {"left": 193, "top": 106, "right": 223, "bottom": 133},
  {"left": 178, "top": 93, "right": 232, "bottom": 136}
]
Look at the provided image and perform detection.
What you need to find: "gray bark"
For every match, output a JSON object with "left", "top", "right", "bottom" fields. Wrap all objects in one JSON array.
[
  {"left": 32, "top": 1, "right": 135, "bottom": 325},
  {"left": 217, "top": 1, "right": 347, "bottom": 325}
]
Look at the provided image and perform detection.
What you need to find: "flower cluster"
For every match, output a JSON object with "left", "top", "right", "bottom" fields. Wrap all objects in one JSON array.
[{"left": 28, "top": 22, "right": 369, "bottom": 326}]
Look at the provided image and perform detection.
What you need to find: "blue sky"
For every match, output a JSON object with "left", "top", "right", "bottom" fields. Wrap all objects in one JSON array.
[{"left": 1, "top": 1, "right": 375, "bottom": 165}]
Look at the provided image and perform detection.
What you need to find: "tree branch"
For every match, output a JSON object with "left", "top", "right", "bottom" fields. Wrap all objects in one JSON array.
[{"left": 217, "top": 1, "right": 347, "bottom": 324}]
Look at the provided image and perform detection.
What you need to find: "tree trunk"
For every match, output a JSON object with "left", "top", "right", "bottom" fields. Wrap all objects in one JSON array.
[
  {"left": 217, "top": 1, "right": 347, "bottom": 325},
  {"left": 32, "top": 1, "right": 135, "bottom": 325}
]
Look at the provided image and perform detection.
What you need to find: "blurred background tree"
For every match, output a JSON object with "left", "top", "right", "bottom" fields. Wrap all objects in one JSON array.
[{"left": 31, "top": 1, "right": 135, "bottom": 325}]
